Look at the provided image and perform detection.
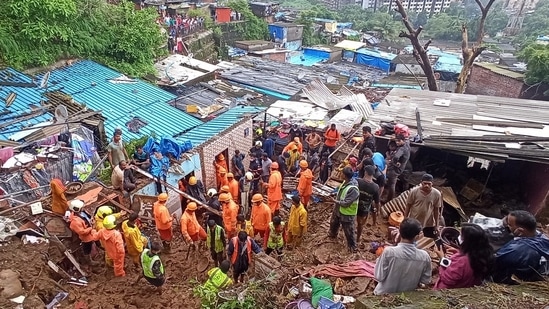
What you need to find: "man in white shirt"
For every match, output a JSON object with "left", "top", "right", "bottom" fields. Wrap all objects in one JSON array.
[{"left": 374, "top": 218, "right": 432, "bottom": 295}]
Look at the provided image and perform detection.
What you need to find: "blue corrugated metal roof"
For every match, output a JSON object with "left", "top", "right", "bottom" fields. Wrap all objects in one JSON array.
[
  {"left": 177, "top": 106, "right": 266, "bottom": 147},
  {"left": 38, "top": 60, "right": 203, "bottom": 140},
  {"left": 0, "top": 68, "right": 53, "bottom": 141}
]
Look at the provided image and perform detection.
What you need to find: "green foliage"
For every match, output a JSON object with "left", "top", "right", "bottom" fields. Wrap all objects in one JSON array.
[
  {"left": 519, "top": 1, "right": 549, "bottom": 41},
  {"left": 518, "top": 43, "right": 549, "bottom": 84},
  {"left": 0, "top": 0, "right": 166, "bottom": 77},
  {"left": 424, "top": 1, "right": 507, "bottom": 41},
  {"left": 124, "top": 135, "right": 151, "bottom": 160},
  {"left": 296, "top": 10, "right": 328, "bottom": 46},
  {"left": 227, "top": 0, "right": 269, "bottom": 40}
]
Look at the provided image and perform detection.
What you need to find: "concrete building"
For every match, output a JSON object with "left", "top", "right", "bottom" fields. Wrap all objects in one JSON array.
[
  {"left": 504, "top": 0, "right": 540, "bottom": 11},
  {"left": 319, "top": 0, "right": 355, "bottom": 11},
  {"left": 268, "top": 23, "right": 304, "bottom": 51},
  {"left": 365, "top": 0, "right": 458, "bottom": 13}
]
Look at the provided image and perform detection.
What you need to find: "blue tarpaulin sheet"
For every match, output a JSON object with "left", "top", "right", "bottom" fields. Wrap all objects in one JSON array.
[{"left": 354, "top": 48, "right": 396, "bottom": 72}]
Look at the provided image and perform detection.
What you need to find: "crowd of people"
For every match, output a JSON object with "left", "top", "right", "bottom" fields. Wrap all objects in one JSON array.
[{"left": 63, "top": 123, "right": 549, "bottom": 297}]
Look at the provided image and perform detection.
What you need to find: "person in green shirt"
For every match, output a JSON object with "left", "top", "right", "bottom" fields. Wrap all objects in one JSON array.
[{"left": 203, "top": 260, "right": 233, "bottom": 292}]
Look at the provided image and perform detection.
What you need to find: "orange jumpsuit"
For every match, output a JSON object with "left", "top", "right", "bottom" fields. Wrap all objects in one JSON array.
[
  {"left": 251, "top": 202, "right": 271, "bottom": 238},
  {"left": 153, "top": 201, "right": 173, "bottom": 241},
  {"left": 69, "top": 213, "right": 96, "bottom": 243},
  {"left": 266, "top": 170, "right": 283, "bottom": 214},
  {"left": 223, "top": 200, "right": 239, "bottom": 238},
  {"left": 215, "top": 159, "right": 229, "bottom": 189},
  {"left": 94, "top": 229, "right": 125, "bottom": 277},
  {"left": 180, "top": 210, "right": 207, "bottom": 242},
  {"left": 297, "top": 168, "right": 313, "bottom": 207},
  {"left": 228, "top": 178, "right": 240, "bottom": 203},
  {"left": 50, "top": 179, "right": 68, "bottom": 215}
]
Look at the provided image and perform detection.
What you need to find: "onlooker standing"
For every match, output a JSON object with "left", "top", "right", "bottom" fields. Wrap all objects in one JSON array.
[
  {"left": 231, "top": 150, "right": 246, "bottom": 179},
  {"left": 374, "top": 218, "right": 432, "bottom": 295},
  {"left": 359, "top": 126, "right": 376, "bottom": 157},
  {"left": 434, "top": 224, "right": 494, "bottom": 290},
  {"left": 404, "top": 173, "right": 442, "bottom": 238},
  {"left": 328, "top": 167, "right": 359, "bottom": 253},
  {"left": 323, "top": 124, "right": 340, "bottom": 154},
  {"left": 385, "top": 135, "right": 410, "bottom": 202},
  {"left": 107, "top": 132, "right": 128, "bottom": 168},
  {"left": 356, "top": 165, "right": 380, "bottom": 243},
  {"left": 305, "top": 130, "right": 322, "bottom": 155},
  {"left": 227, "top": 231, "right": 262, "bottom": 283},
  {"left": 261, "top": 153, "right": 272, "bottom": 183}
]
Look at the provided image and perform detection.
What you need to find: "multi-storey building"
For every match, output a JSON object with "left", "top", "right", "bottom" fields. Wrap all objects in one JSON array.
[
  {"left": 319, "top": 0, "right": 355, "bottom": 10},
  {"left": 504, "top": 0, "right": 540, "bottom": 11},
  {"left": 362, "top": 0, "right": 458, "bottom": 13}
]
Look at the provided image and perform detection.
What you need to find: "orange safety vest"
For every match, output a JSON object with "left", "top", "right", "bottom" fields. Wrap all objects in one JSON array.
[{"left": 230, "top": 237, "right": 252, "bottom": 265}]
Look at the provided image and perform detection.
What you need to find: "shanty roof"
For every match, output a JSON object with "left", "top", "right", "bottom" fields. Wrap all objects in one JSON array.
[
  {"left": 473, "top": 63, "right": 524, "bottom": 80},
  {"left": 368, "top": 88, "right": 549, "bottom": 164},
  {"left": 177, "top": 106, "right": 266, "bottom": 147},
  {"left": 0, "top": 68, "right": 53, "bottom": 141},
  {"left": 154, "top": 54, "right": 219, "bottom": 87},
  {"left": 391, "top": 54, "right": 420, "bottom": 65},
  {"left": 39, "top": 60, "right": 203, "bottom": 140},
  {"left": 220, "top": 56, "right": 386, "bottom": 96}
]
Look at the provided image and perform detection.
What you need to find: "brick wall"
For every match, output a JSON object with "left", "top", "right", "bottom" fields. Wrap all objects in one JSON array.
[
  {"left": 465, "top": 65, "right": 523, "bottom": 98},
  {"left": 198, "top": 118, "right": 254, "bottom": 190},
  {"left": 262, "top": 52, "right": 287, "bottom": 63}
]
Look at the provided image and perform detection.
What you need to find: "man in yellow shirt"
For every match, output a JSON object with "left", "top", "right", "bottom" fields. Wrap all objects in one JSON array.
[
  {"left": 203, "top": 260, "right": 233, "bottom": 292},
  {"left": 122, "top": 213, "right": 149, "bottom": 268}
]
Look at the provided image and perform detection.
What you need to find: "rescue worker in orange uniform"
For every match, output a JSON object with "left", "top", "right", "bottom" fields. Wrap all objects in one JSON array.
[
  {"left": 250, "top": 193, "right": 271, "bottom": 239},
  {"left": 122, "top": 212, "right": 149, "bottom": 268},
  {"left": 50, "top": 178, "right": 68, "bottom": 215},
  {"left": 297, "top": 160, "right": 313, "bottom": 208},
  {"left": 220, "top": 185, "right": 230, "bottom": 195},
  {"left": 94, "top": 215, "right": 126, "bottom": 277},
  {"left": 227, "top": 231, "right": 262, "bottom": 283},
  {"left": 262, "top": 162, "right": 282, "bottom": 216},
  {"left": 67, "top": 200, "right": 98, "bottom": 266},
  {"left": 283, "top": 137, "right": 303, "bottom": 154},
  {"left": 153, "top": 193, "right": 174, "bottom": 251},
  {"left": 219, "top": 193, "right": 239, "bottom": 239},
  {"left": 180, "top": 202, "right": 207, "bottom": 245},
  {"left": 227, "top": 172, "right": 240, "bottom": 203},
  {"left": 215, "top": 154, "right": 229, "bottom": 189}
]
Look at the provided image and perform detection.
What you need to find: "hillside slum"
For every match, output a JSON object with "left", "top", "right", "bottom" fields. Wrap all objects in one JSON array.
[{"left": 0, "top": 55, "right": 548, "bottom": 309}]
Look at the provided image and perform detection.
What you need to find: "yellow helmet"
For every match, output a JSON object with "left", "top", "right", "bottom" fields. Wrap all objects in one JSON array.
[
  {"left": 188, "top": 176, "right": 197, "bottom": 186},
  {"left": 96, "top": 206, "right": 114, "bottom": 219},
  {"left": 299, "top": 160, "right": 308, "bottom": 168},
  {"left": 227, "top": 172, "right": 234, "bottom": 178},
  {"left": 103, "top": 215, "right": 117, "bottom": 230},
  {"left": 158, "top": 193, "right": 168, "bottom": 202},
  {"left": 220, "top": 185, "right": 230, "bottom": 193},
  {"left": 187, "top": 202, "right": 198, "bottom": 211}
]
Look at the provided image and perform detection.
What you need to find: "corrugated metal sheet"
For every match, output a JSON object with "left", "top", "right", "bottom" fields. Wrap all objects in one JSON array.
[
  {"left": 38, "top": 60, "right": 203, "bottom": 140},
  {"left": 0, "top": 68, "right": 53, "bottom": 140},
  {"left": 177, "top": 106, "right": 266, "bottom": 147}
]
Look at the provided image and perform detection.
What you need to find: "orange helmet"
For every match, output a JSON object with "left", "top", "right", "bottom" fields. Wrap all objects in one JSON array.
[
  {"left": 271, "top": 162, "right": 279, "bottom": 169},
  {"left": 158, "top": 193, "right": 168, "bottom": 202},
  {"left": 187, "top": 202, "right": 197, "bottom": 211},
  {"left": 220, "top": 185, "right": 230, "bottom": 193},
  {"left": 220, "top": 167, "right": 227, "bottom": 174},
  {"left": 218, "top": 193, "right": 231, "bottom": 202},
  {"left": 290, "top": 144, "right": 298, "bottom": 151},
  {"left": 299, "top": 160, "right": 308, "bottom": 168},
  {"left": 251, "top": 194, "right": 263, "bottom": 203},
  {"left": 217, "top": 154, "right": 225, "bottom": 161},
  {"left": 227, "top": 172, "right": 234, "bottom": 178}
]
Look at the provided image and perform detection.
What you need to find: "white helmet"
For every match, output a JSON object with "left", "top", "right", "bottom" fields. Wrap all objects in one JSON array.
[
  {"left": 69, "top": 200, "right": 85, "bottom": 212},
  {"left": 207, "top": 188, "right": 217, "bottom": 197},
  {"left": 245, "top": 172, "right": 253, "bottom": 180},
  {"left": 255, "top": 141, "right": 262, "bottom": 147}
]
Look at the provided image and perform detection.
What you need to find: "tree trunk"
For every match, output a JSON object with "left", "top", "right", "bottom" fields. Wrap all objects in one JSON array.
[
  {"left": 454, "top": 0, "right": 496, "bottom": 93},
  {"left": 395, "top": 0, "right": 438, "bottom": 91}
]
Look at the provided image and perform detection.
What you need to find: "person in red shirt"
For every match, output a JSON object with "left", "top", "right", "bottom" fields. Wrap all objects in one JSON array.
[{"left": 323, "top": 124, "right": 340, "bottom": 154}]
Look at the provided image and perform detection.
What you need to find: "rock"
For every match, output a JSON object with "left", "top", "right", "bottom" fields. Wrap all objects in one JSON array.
[
  {"left": 0, "top": 269, "right": 24, "bottom": 299},
  {"left": 22, "top": 295, "right": 45, "bottom": 309}
]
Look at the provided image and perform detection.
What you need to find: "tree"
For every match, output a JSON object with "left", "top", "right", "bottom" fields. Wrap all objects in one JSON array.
[
  {"left": 518, "top": 1, "right": 549, "bottom": 40},
  {"left": 394, "top": 0, "right": 438, "bottom": 91},
  {"left": 424, "top": 13, "right": 463, "bottom": 41},
  {"left": 227, "top": 0, "right": 269, "bottom": 40},
  {"left": 454, "top": 0, "right": 496, "bottom": 93},
  {"left": 414, "top": 11, "right": 428, "bottom": 28},
  {"left": 0, "top": 0, "right": 165, "bottom": 76},
  {"left": 518, "top": 43, "right": 549, "bottom": 85}
]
